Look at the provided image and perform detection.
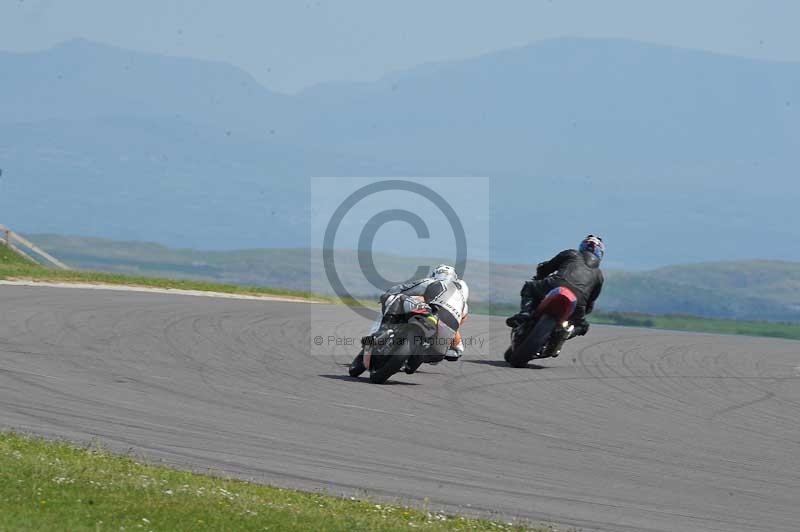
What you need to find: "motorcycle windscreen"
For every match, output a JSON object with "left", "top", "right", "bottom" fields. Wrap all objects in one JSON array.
[{"left": 534, "top": 286, "right": 577, "bottom": 322}]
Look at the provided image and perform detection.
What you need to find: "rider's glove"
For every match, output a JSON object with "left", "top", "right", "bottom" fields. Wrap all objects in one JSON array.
[
  {"left": 572, "top": 321, "right": 590, "bottom": 337},
  {"left": 520, "top": 280, "right": 536, "bottom": 298}
]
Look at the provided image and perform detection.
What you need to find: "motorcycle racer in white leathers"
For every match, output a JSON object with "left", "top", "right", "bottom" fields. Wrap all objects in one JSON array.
[{"left": 348, "top": 264, "right": 469, "bottom": 377}]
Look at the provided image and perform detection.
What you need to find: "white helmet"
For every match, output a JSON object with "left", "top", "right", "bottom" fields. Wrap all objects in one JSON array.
[{"left": 430, "top": 264, "right": 457, "bottom": 282}]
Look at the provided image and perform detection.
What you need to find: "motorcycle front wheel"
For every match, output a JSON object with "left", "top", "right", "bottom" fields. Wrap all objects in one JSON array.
[
  {"left": 369, "top": 339, "right": 412, "bottom": 384},
  {"left": 349, "top": 348, "right": 367, "bottom": 378}
]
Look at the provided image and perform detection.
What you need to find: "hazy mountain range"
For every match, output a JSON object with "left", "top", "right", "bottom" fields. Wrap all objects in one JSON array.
[
  {"left": 25, "top": 234, "right": 800, "bottom": 323},
  {"left": 1, "top": 38, "right": 799, "bottom": 268}
]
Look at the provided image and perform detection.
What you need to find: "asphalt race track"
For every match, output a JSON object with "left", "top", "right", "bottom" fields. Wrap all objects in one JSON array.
[{"left": 1, "top": 285, "right": 799, "bottom": 531}]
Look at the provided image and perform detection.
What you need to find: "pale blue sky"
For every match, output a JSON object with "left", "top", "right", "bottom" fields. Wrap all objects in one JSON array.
[{"left": 2, "top": 0, "right": 799, "bottom": 92}]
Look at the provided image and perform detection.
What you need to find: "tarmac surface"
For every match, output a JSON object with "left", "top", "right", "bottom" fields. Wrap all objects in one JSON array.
[{"left": 1, "top": 284, "right": 799, "bottom": 531}]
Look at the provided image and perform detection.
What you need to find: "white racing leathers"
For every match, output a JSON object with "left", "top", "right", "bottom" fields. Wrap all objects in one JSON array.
[{"left": 369, "top": 277, "right": 469, "bottom": 358}]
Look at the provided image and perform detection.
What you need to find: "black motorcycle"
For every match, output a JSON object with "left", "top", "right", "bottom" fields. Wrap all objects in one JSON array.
[{"left": 504, "top": 286, "right": 578, "bottom": 367}]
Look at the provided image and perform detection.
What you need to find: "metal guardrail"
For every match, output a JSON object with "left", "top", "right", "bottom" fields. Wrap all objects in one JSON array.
[{"left": 0, "top": 224, "right": 70, "bottom": 270}]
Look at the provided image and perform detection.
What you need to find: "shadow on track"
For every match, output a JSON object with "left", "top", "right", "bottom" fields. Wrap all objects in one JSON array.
[
  {"left": 318, "top": 374, "right": 420, "bottom": 385},
  {"left": 463, "top": 359, "right": 548, "bottom": 370}
]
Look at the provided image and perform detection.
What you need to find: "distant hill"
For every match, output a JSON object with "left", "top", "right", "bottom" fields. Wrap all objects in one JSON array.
[
  {"left": 0, "top": 38, "right": 294, "bottom": 129},
  {"left": 1, "top": 38, "right": 799, "bottom": 268},
  {"left": 26, "top": 234, "right": 800, "bottom": 322},
  {"left": 601, "top": 265, "right": 800, "bottom": 322}
]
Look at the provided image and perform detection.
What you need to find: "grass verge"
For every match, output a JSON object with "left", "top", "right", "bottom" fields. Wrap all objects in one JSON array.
[
  {"left": 0, "top": 245, "right": 329, "bottom": 303},
  {"left": 3, "top": 245, "right": 798, "bottom": 341},
  {"left": 0, "top": 432, "right": 545, "bottom": 532},
  {"left": 589, "top": 311, "right": 800, "bottom": 341},
  {"left": 476, "top": 302, "right": 800, "bottom": 341}
]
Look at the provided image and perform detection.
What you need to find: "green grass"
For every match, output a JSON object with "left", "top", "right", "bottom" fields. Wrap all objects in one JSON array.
[
  {"left": 29, "top": 232, "right": 800, "bottom": 322},
  {"left": 3, "top": 244, "right": 798, "bottom": 341},
  {"left": 480, "top": 301, "right": 800, "bottom": 340},
  {"left": 0, "top": 245, "right": 329, "bottom": 303},
  {"left": 0, "top": 432, "right": 547, "bottom": 532},
  {"left": 591, "top": 311, "right": 800, "bottom": 340}
]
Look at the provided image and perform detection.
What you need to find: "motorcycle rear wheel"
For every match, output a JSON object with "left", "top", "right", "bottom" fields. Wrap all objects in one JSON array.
[{"left": 508, "top": 315, "right": 556, "bottom": 367}]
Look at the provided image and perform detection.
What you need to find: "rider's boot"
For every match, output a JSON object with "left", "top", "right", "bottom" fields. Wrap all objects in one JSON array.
[
  {"left": 506, "top": 296, "right": 537, "bottom": 328},
  {"left": 505, "top": 311, "right": 529, "bottom": 328},
  {"left": 444, "top": 347, "right": 461, "bottom": 361}
]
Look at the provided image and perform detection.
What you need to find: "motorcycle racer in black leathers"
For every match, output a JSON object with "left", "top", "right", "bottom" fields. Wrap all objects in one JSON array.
[{"left": 506, "top": 235, "right": 605, "bottom": 338}]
